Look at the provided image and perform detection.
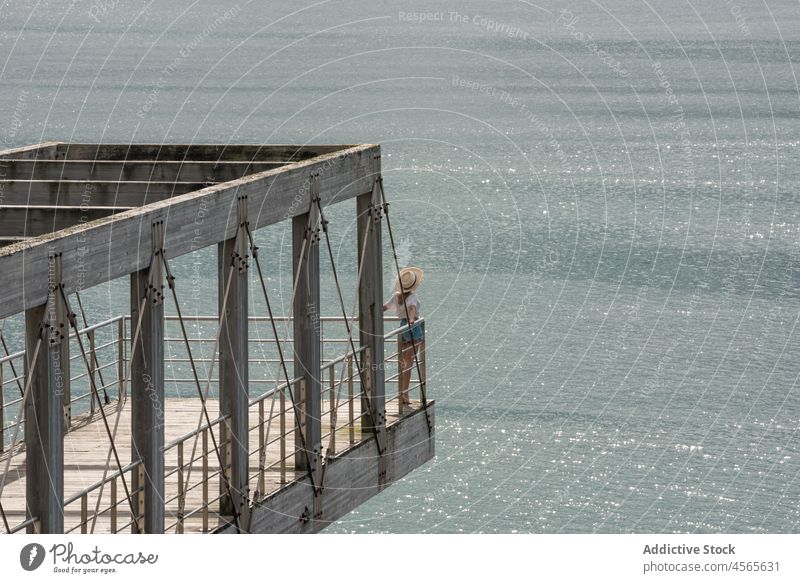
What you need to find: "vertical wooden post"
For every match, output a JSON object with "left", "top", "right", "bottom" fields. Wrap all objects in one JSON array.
[
  {"left": 0, "top": 362, "right": 4, "bottom": 453},
  {"left": 329, "top": 365, "right": 335, "bottom": 455},
  {"left": 293, "top": 174, "right": 321, "bottom": 479},
  {"left": 348, "top": 356, "right": 355, "bottom": 445},
  {"left": 357, "top": 155, "right": 386, "bottom": 438},
  {"left": 24, "top": 252, "right": 67, "bottom": 533},
  {"left": 177, "top": 441, "right": 184, "bottom": 534},
  {"left": 130, "top": 221, "right": 165, "bottom": 534},
  {"left": 88, "top": 330, "right": 96, "bottom": 415},
  {"left": 280, "top": 387, "right": 286, "bottom": 484},
  {"left": 116, "top": 317, "right": 125, "bottom": 401},
  {"left": 218, "top": 196, "right": 250, "bottom": 524},
  {"left": 202, "top": 428, "right": 209, "bottom": 532},
  {"left": 81, "top": 493, "right": 88, "bottom": 533},
  {"left": 110, "top": 476, "right": 117, "bottom": 533}
]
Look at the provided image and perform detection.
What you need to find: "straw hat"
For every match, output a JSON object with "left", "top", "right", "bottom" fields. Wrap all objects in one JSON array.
[{"left": 395, "top": 267, "right": 424, "bottom": 294}]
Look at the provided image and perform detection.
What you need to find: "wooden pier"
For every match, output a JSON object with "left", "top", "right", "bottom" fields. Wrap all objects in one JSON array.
[{"left": 0, "top": 142, "right": 435, "bottom": 533}]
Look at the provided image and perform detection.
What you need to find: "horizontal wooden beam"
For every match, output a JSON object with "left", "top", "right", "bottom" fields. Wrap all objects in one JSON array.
[
  {"left": 54, "top": 143, "right": 351, "bottom": 162},
  {"left": 0, "top": 142, "right": 60, "bottom": 160},
  {"left": 243, "top": 404, "right": 435, "bottom": 533},
  {"left": 0, "top": 206, "right": 127, "bottom": 238},
  {"left": 0, "top": 181, "right": 206, "bottom": 206},
  {"left": 0, "top": 236, "right": 29, "bottom": 247},
  {"left": 0, "top": 144, "right": 378, "bottom": 319},
  {"left": 0, "top": 160, "right": 284, "bottom": 182}
]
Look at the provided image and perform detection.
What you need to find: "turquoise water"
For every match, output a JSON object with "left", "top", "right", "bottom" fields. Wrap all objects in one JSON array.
[{"left": 1, "top": 0, "right": 799, "bottom": 532}]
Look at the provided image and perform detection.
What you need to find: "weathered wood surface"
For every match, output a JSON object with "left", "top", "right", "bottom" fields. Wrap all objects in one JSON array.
[
  {"left": 0, "top": 181, "right": 206, "bottom": 206},
  {"left": 0, "top": 396, "right": 422, "bottom": 534},
  {"left": 24, "top": 299, "right": 66, "bottom": 534},
  {"left": 0, "top": 160, "right": 284, "bottom": 182},
  {"left": 0, "top": 142, "right": 60, "bottom": 160},
  {"left": 0, "top": 144, "right": 378, "bottom": 320},
  {"left": 357, "top": 156, "right": 385, "bottom": 436},
  {"left": 52, "top": 144, "right": 350, "bottom": 162},
  {"left": 0, "top": 206, "right": 124, "bottom": 238},
  {"left": 217, "top": 213, "right": 250, "bottom": 519},
  {"left": 242, "top": 402, "right": 435, "bottom": 534},
  {"left": 292, "top": 194, "right": 321, "bottom": 473},
  {"left": 0, "top": 143, "right": 350, "bottom": 162},
  {"left": 130, "top": 243, "right": 166, "bottom": 533}
]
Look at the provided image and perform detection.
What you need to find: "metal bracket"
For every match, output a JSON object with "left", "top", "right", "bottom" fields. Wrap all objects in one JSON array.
[
  {"left": 46, "top": 253, "right": 68, "bottom": 346},
  {"left": 306, "top": 173, "right": 321, "bottom": 245},
  {"left": 232, "top": 195, "right": 250, "bottom": 273},
  {"left": 147, "top": 221, "right": 166, "bottom": 306}
]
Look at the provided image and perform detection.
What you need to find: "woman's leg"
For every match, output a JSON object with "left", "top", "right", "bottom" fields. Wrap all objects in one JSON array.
[{"left": 399, "top": 341, "right": 412, "bottom": 405}]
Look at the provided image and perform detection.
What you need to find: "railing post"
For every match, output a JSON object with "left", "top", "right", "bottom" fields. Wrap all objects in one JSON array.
[
  {"left": 177, "top": 441, "right": 184, "bottom": 534},
  {"left": 397, "top": 334, "right": 402, "bottom": 408},
  {"left": 0, "top": 362, "right": 4, "bottom": 453},
  {"left": 88, "top": 329, "right": 96, "bottom": 416},
  {"left": 218, "top": 195, "right": 250, "bottom": 525},
  {"left": 280, "top": 387, "right": 286, "bottom": 484},
  {"left": 357, "top": 155, "right": 386, "bottom": 441},
  {"left": 111, "top": 476, "right": 117, "bottom": 533},
  {"left": 80, "top": 493, "right": 88, "bottom": 534},
  {"left": 116, "top": 317, "right": 125, "bottom": 401},
  {"left": 293, "top": 175, "right": 322, "bottom": 480},
  {"left": 25, "top": 251, "right": 67, "bottom": 533},
  {"left": 258, "top": 400, "right": 265, "bottom": 495},
  {"left": 130, "top": 221, "right": 165, "bottom": 534},
  {"left": 329, "top": 365, "right": 335, "bottom": 455},
  {"left": 348, "top": 356, "right": 355, "bottom": 445},
  {"left": 419, "top": 321, "right": 427, "bottom": 400},
  {"left": 202, "top": 428, "right": 209, "bottom": 532}
]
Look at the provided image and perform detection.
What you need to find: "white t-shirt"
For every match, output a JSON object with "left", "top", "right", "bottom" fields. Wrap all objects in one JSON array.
[{"left": 388, "top": 292, "right": 421, "bottom": 320}]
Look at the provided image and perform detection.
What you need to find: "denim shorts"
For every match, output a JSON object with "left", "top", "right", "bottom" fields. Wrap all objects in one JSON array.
[{"left": 400, "top": 318, "right": 424, "bottom": 343}]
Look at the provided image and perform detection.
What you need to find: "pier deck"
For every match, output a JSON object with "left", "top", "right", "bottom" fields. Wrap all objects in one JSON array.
[
  {"left": 0, "top": 142, "right": 434, "bottom": 534},
  {"left": 1, "top": 397, "right": 429, "bottom": 533}
]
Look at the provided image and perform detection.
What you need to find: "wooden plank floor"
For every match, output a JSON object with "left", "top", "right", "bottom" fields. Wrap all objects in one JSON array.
[{"left": 0, "top": 395, "right": 412, "bottom": 533}]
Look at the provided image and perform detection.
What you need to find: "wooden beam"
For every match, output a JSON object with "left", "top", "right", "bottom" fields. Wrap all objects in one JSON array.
[
  {"left": 217, "top": 197, "right": 249, "bottom": 525},
  {"left": 130, "top": 222, "right": 165, "bottom": 533},
  {"left": 0, "top": 144, "right": 378, "bottom": 320},
  {"left": 357, "top": 155, "right": 386, "bottom": 445},
  {"left": 0, "top": 160, "right": 283, "bottom": 182},
  {"left": 56, "top": 143, "right": 350, "bottom": 162},
  {"left": 24, "top": 253, "right": 68, "bottom": 533},
  {"left": 0, "top": 142, "right": 60, "bottom": 160},
  {"left": 0, "top": 181, "right": 206, "bottom": 206},
  {"left": 0, "top": 206, "right": 126, "bottom": 238},
  {"left": 292, "top": 178, "right": 321, "bottom": 477},
  {"left": 0, "top": 236, "right": 29, "bottom": 247},
  {"left": 244, "top": 404, "right": 435, "bottom": 534}
]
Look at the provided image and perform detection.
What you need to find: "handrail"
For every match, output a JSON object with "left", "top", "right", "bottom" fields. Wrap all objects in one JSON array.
[
  {"left": 63, "top": 460, "right": 142, "bottom": 506},
  {"left": 6, "top": 516, "right": 39, "bottom": 534},
  {"left": 163, "top": 414, "right": 228, "bottom": 452},
  {"left": 384, "top": 317, "right": 425, "bottom": 340}
]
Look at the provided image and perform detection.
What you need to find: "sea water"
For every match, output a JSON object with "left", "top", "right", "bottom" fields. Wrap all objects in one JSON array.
[{"left": 0, "top": 0, "right": 798, "bottom": 532}]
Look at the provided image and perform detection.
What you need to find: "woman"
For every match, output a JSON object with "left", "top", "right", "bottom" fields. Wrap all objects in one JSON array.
[{"left": 383, "top": 267, "right": 424, "bottom": 409}]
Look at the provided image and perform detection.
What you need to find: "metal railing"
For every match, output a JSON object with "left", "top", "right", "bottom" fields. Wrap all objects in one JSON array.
[
  {"left": 165, "top": 413, "right": 230, "bottom": 533},
  {"left": 1, "top": 315, "right": 126, "bottom": 453},
  {"left": 1, "top": 314, "right": 426, "bottom": 534},
  {"left": 63, "top": 460, "right": 143, "bottom": 534}
]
